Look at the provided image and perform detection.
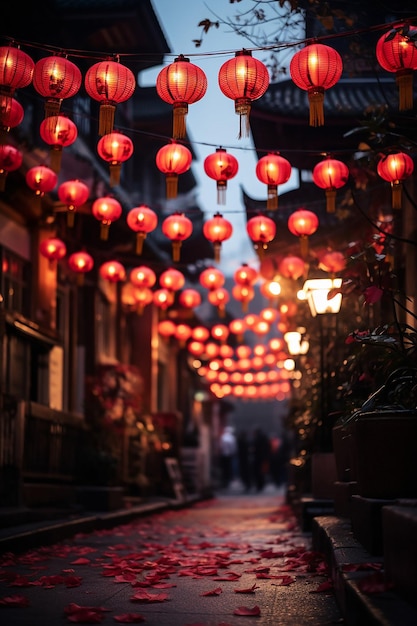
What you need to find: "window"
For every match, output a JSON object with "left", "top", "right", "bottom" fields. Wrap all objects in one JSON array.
[{"left": 0, "top": 247, "right": 31, "bottom": 317}]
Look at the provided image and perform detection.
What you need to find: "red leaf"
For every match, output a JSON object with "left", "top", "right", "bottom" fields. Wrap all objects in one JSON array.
[
  {"left": 200, "top": 586, "right": 222, "bottom": 596},
  {"left": 357, "top": 572, "right": 394, "bottom": 594},
  {"left": 113, "top": 613, "right": 145, "bottom": 623},
  {"left": 309, "top": 579, "right": 333, "bottom": 593},
  {"left": 70, "top": 558, "right": 91, "bottom": 565},
  {"left": 65, "top": 576, "right": 83, "bottom": 588},
  {"left": 0, "top": 594, "right": 30, "bottom": 607},
  {"left": 233, "top": 605, "right": 261, "bottom": 616},
  {"left": 234, "top": 583, "right": 259, "bottom": 593},
  {"left": 129, "top": 590, "right": 169, "bottom": 602}
]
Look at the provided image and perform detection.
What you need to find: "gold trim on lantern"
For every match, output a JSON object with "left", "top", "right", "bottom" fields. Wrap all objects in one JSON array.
[
  {"left": 173, "top": 102, "right": 188, "bottom": 139},
  {"left": 308, "top": 88, "right": 325, "bottom": 127},
  {"left": 99, "top": 103, "right": 116, "bottom": 136},
  {"left": 391, "top": 181, "right": 402, "bottom": 209}
]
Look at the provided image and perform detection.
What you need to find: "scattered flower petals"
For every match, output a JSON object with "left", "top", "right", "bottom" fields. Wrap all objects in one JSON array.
[
  {"left": 233, "top": 605, "right": 261, "bottom": 616},
  {"left": 64, "top": 602, "right": 110, "bottom": 623},
  {"left": 357, "top": 572, "right": 394, "bottom": 594},
  {"left": 113, "top": 613, "right": 145, "bottom": 623},
  {"left": 130, "top": 590, "right": 169, "bottom": 602},
  {"left": 200, "top": 586, "right": 222, "bottom": 596},
  {"left": 309, "top": 579, "right": 333, "bottom": 593},
  {"left": 234, "top": 583, "right": 259, "bottom": 593},
  {"left": 0, "top": 594, "right": 30, "bottom": 607}
]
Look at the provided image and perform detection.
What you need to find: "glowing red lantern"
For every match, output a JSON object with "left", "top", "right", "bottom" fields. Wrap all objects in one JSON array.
[
  {"left": 130, "top": 265, "right": 156, "bottom": 289},
  {"left": 134, "top": 287, "right": 153, "bottom": 315},
  {"left": 260, "top": 279, "right": 281, "bottom": 303},
  {"left": 319, "top": 251, "right": 346, "bottom": 274},
  {"left": 208, "top": 287, "right": 230, "bottom": 317},
  {"left": 278, "top": 255, "right": 306, "bottom": 280},
  {"left": 39, "top": 237, "right": 66, "bottom": 267},
  {"left": 0, "top": 143, "right": 22, "bottom": 191},
  {"left": 376, "top": 25, "right": 417, "bottom": 111},
  {"left": 84, "top": 58, "right": 136, "bottom": 136},
  {"left": 211, "top": 324, "right": 229, "bottom": 343},
  {"left": 0, "top": 45, "right": 34, "bottom": 95},
  {"left": 199, "top": 267, "right": 225, "bottom": 291},
  {"left": 159, "top": 267, "right": 185, "bottom": 292},
  {"left": 246, "top": 214, "right": 276, "bottom": 255},
  {"left": 39, "top": 115, "right": 78, "bottom": 173},
  {"left": 260, "top": 307, "right": 278, "bottom": 323},
  {"left": 204, "top": 147, "right": 238, "bottom": 205},
  {"left": 232, "top": 283, "right": 255, "bottom": 312},
  {"left": 192, "top": 326, "right": 210, "bottom": 342},
  {"left": 158, "top": 319, "right": 176, "bottom": 337},
  {"left": 162, "top": 212, "right": 193, "bottom": 262},
  {"left": 92, "top": 196, "right": 122, "bottom": 240},
  {"left": 229, "top": 318, "right": 247, "bottom": 342},
  {"left": 99, "top": 260, "right": 126, "bottom": 283},
  {"left": 218, "top": 50, "right": 269, "bottom": 138},
  {"left": 58, "top": 179, "right": 89, "bottom": 227},
  {"left": 126, "top": 205, "right": 158, "bottom": 254},
  {"left": 256, "top": 153, "right": 292, "bottom": 210},
  {"left": 97, "top": 131, "right": 133, "bottom": 187},
  {"left": 25, "top": 165, "right": 57, "bottom": 197},
  {"left": 175, "top": 323, "right": 192, "bottom": 345},
  {"left": 288, "top": 208, "right": 319, "bottom": 258},
  {"left": 153, "top": 288, "right": 174, "bottom": 311},
  {"left": 203, "top": 211, "right": 233, "bottom": 263},
  {"left": 33, "top": 54, "right": 82, "bottom": 118},
  {"left": 68, "top": 251, "right": 94, "bottom": 285},
  {"left": 188, "top": 340, "right": 205, "bottom": 357},
  {"left": 377, "top": 151, "right": 414, "bottom": 209},
  {"left": 0, "top": 95, "right": 24, "bottom": 131},
  {"left": 156, "top": 54, "right": 207, "bottom": 139},
  {"left": 179, "top": 289, "right": 201, "bottom": 309},
  {"left": 290, "top": 43, "right": 343, "bottom": 126},
  {"left": 312, "top": 157, "right": 349, "bottom": 213},
  {"left": 155, "top": 141, "right": 192, "bottom": 199}
]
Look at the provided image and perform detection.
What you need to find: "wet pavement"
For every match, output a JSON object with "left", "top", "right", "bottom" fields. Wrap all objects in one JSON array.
[{"left": 0, "top": 485, "right": 344, "bottom": 625}]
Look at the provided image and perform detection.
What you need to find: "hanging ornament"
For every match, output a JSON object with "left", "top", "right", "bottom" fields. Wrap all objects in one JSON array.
[
  {"left": 376, "top": 24, "right": 417, "bottom": 111},
  {"left": 57, "top": 179, "right": 89, "bottom": 227},
  {"left": 84, "top": 57, "right": 136, "bottom": 136},
  {"left": 319, "top": 251, "right": 346, "bottom": 275},
  {"left": 287, "top": 208, "right": 319, "bottom": 258},
  {"left": 290, "top": 43, "right": 343, "bottom": 127},
  {"left": 130, "top": 265, "right": 156, "bottom": 290},
  {"left": 0, "top": 44, "right": 34, "bottom": 96},
  {"left": 174, "top": 323, "right": 192, "bottom": 346},
  {"left": 39, "top": 114, "right": 78, "bottom": 173},
  {"left": 312, "top": 156, "right": 349, "bottom": 213},
  {"left": 233, "top": 263, "right": 258, "bottom": 286},
  {"left": 26, "top": 165, "right": 57, "bottom": 198},
  {"left": 255, "top": 152, "right": 292, "bottom": 210},
  {"left": 246, "top": 214, "right": 276, "bottom": 257},
  {"left": 99, "top": 260, "right": 126, "bottom": 283},
  {"left": 159, "top": 267, "right": 185, "bottom": 292},
  {"left": 126, "top": 205, "right": 158, "bottom": 254},
  {"left": 0, "top": 143, "right": 22, "bottom": 191},
  {"left": 91, "top": 196, "right": 122, "bottom": 240},
  {"left": 155, "top": 141, "right": 192, "bottom": 199},
  {"left": 204, "top": 147, "right": 238, "bottom": 205},
  {"left": 208, "top": 287, "right": 230, "bottom": 317},
  {"left": 192, "top": 326, "right": 210, "bottom": 342},
  {"left": 232, "top": 283, "right": 255, "bottom": 313},
  {"left": 377, "top": 151, "right": 414, "bottom": 209},
  {"left": 229, "top": 318, "right": 247, "bottom": 343},
  {"left": 39, "top": 237, "right": 67, "bottom": 268},
  {"left": 179, "top": 288, "right": 201, "bottom": 309},
  {"left": 68, "top": 251, "right": 94, "bottom": 285},
  {"left": 97, "top": 131, "right": 133, "bottom": 187},
  {"left": 134, "top": 287, "right": 153, "bottom": 315},
  {"left": 218, "top": 49, "right": 269, "bottom": 138},
  {"left": 203, "top": 211, "right": 233, "bottom": 263},
  {"left": 278, "top": 255, "right": 306, "bottom": 280},
  {"left": 0, "top": 95, "right": 24, "bottom": 133},
  {"left": 158, "top": 319, "right": 177, "bottom": 338},
  {"left": 162, "top": 211, "right": 193, "bottom": 262},
  {"left": 156, "top": 54, "right": 207, "bottom": 139},
  {"left": 211, "top": 324, "right": 229, "bottom": 343},
  {"left": 199, "top": 266, "right": 225, "bottom": 291},
  {"left": 153, "top": 288, "right": 174, "bottom": 312},
  {"left": 33, "top": 54, "right": 82, "bottom": 118}
]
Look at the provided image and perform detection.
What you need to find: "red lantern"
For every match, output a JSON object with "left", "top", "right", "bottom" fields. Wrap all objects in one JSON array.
[
  {"left": 155, "top": 141, "right": 192, "bottom": 199},
  {"left": 192, "top": 326, "right": 210, "bottom": 342},
  {"left": 203, "top": 212, "right": 233, "bottom": 263},
  {"left": 39, "top": 237, "right": 66, "bottom": 267},
  {"left": 312, "top": 157, "right": 349, "bottom": 213},
  {"left": 246, "top": 214, "right": 276, "bottom": 256},
  {"left": 126, "top": 205, "right": 158, "bottom": 254},
  {"left": 92, "top": 196, "right": 122, "bottom": 240},
  {"left": 58, "top": 179, "right": 89, "bottom": 227},
  {"left": 229, "top": 318, "right": 247, "bottom": 342},
  {"left": 153, "top": 288, "right": 174, "bottom": 311},
  {"left": 199, "top": 267, "right": 225, "bottom": 291},
  {"left": 208, "top": 287, "right": 229, "bottom": 317},
  {"left": 134, "top": 287, "right": 153, "bottom": 315},
  {"left": 188, "top": 340, "right": 205, "bottom": 357},
  {"left": 39, "top": 115, "right": 78, "bottom": 173},
  {"left": 218, "top": 50, "right": 269, "bottom": 138},
  {"left": 377, "top": 151, "right": 414, "bottom": 209},
  {"left": 319, "top": 251, "right": 346, "bottom": 274},
  {"left": 99, "top": 260, "right": 126, "bottom": 283},
  {"left": 234, "top": 263, "right": 258, "bottom": 286},
  {"left": 0, "top": 45, "right": 34, "bottom": 95},
  {"left": 159, "top": 267, "right": 185, "bottom": 292},
  {"left": 97, "top": 131, "right": 133, "bottom": 187},
  {"left": 376, "top": 25, "right": 417, "bottom": 111},
  {"left": 232, "top": 283, "right": 255, "bottom": 312},
  {"left": 288, "top": 209, "right": 319, "bottom": 258},
  {"left": 0, "top": 95, "right": 24, "bottom": 131},
  {"left": 130, "top": 265, "right": 156, "bottom": 289},
  {"left": 156, "top": 54, "right": 207, "bottom": 139},
  {"left": 175, "top": 323, "right": 192, "bottom": 345},
  {"left": 25, "top": 165, "right": 57, "bottom": 197},
  {"left": 68, "top": 251, "right": 94, "bottom": 285},
  {"left": 158, "top": 319, "right": 176, "bottom": 338},
  {"left": 204, "top": 147, "right": 238, "bottom": 205},
  {"left": 290, "top": 43, "right": 343, "bottom": 126},
  {"left": 162, "top": 212, "right": 193, "bottom": 262},
  {"left": 179, "top": 288, "right": 201, "bottom": 309},
  {"left": 260, "top": 279, "right": 281, "bottom": 303},
  {"left": 0, "top": 143, "right": 22, "bottom": 191},
  {"left": 256, "top": 153, "right": 292, "bottom": 210},
  {"left": 84, "top": 58, "right": 136, "bottom": 136},
  {"left": 211, "top": 324, "right": 229, "bottom": 343},
  {"left": 33, "top": 54, "right": 82, "bottom": 118},
  {"left": 278, "top": 255, "right": 306, "bottom": 280}
]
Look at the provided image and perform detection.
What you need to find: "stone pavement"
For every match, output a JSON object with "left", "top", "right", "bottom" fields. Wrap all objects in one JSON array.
[{"left": 0, "top": 484, "right": 343, "bottom": 625}]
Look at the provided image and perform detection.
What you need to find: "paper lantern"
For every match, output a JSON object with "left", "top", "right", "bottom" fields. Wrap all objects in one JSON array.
[
  {"left": 376, "top": 25, "right": 417, "bottom": 111},
  {"left": 175, "top": 323, "right": 192, "bottom": 345},
  {"left": 319, "top": 251, "right": 346, "bottom": 274},
  {"left": 97, "top": 131, "right": 133, "bottom": 187},
  {"left": 155, "top": 141, "right": 192, "bottom": 199},
  {"left": 211, "top": 324, "right": 229, "bottom": 343},
  {"left": 290, "top": 43, "right": 343, "bottom": 126},
  {"left": 158, "top": 319, "right": 176, "bottom": 337},
  {"left": 199, "top": 267, "right": 225, "bottom": 291},
  {"left": 153, "top": 288, "right": 174, "bottom": 311},
  {"left": 99, "top": 260, "right": 126, "bottom": 283},
  {"left": 0, "top": 45, "right": 34, "bottom": 95},
  {"left": 159, "top": 267, "right": 185, "bottom": 292},
  {"left": 192, "top": 326, "right": 210, "bottom": 342},
  {"left": 68, "top": 251, "right": 94, "bottom": 285},
  {"left": 156, "top": 54, "right": 207, "bottom": 139},
  {"left": 218, "top": 50, "right": 269, "bottom": 138},
  {"left": 203, "top": 212, "right": 233, "bottom": 263},
  {"left": 33, "top": 54, "right": 82, "bottom": 117},
  {"left": 229, "top": 318, "right": 247, "bottom": 342},
  {"left": 0, "top": 95, "right": 24, "bottom": 131},
  {"left": 26, "top": 165, "right": 57, "bottom": 197},
  {"left": 0, "top": 143, "right": 22, "bottom": 191},
  {"left": 91, "top": 196, "right": 122, "bottom": 240},
  {"left": 233, "top": 263, "right": 258, "bottom": 286},
  {"left": 84, "top": 59, "right": 136, "bottom": 135},
  {"left": 312, "top": 157, "right": 349, "bottom": 213},
  {"left": 134, "top": 287, "right": 153, "bottom": 315},
  {"left": 130, "top": 265, "right": 156, "bottom": 289},
  {"left": 126, "top": 205, "right": 158, "bottom": 254},
  {"left": 232, "top": 283, "right": 255, "bottom": 312},
  {"left": 377, "top": 151, "right": 414, "bottom": 209},
  {"left": 246, "top": 214, "right": 276, "bottom": 256},
  {"left": 204, "top": 147, "right": 238, "bottom": 205},
  {"left": 187, "top": 340, "right": 205, "bottom": 356},
  {"left": 208, "top": 287, "right": 230, "bottom": 317},
  {"left": 288, "top": 209, "right": 319, "bottom": 258},
  {"left": 57, "top": 179, "right": 89, "bottom": 227},
  {"left": 39, "top": 115, "right": 78, "bottom": 173},
  {"left": 39, "top": 237, "right": 67, "bottom": 267},
  {"left": 161, "top": 212, "right": 193, "bottom": 262},
  {"left": 278, "top": 255, "right": 306, "bottom": 280},
  {"left": 179, "top": 288, "right": 201, "bottom": 309},
  {"left": 255, "top": 153, "right": 292, "bottom": 210}
]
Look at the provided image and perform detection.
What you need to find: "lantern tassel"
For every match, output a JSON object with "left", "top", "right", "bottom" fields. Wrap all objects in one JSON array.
[
  {"left": 325, "top": 189, "right": 336, "bottom": 213},
  {"left": 300, "top": 235, "right": 309, "bottom": 259},
  {"left": 391, "top": 182, "right": 402, "bottom": 209},
  {"left": 213, "top": 242, "right": 221, "bottom": 264},
  {"left": 109, "top": 163, "right": 121, "bottom": 187},
  {"left": 44, "top": 99, "right": 61, "bottom": 118},
  {"left": 99, "top": 103, "right": 116, "bottom": 136},
  {"left": 136, "top": 233, "right": 146, "bottom": 255},
  {"left": 100, "top": 222, "right": 110, "bottom": 240},
  {"left": 308, "top": 89, "right": 325, "bottom": 127},
  {"left": 267, "top": 185, "right": 278, "bottom": 210},
  {"left": 218, "top": 305, "right": 225, "bottom": 318},
  {"left": 166, "top": 174, "right": 178, "bottom": 199},
  {"left": 396, "top": 70, "right": 414, "bottom": 111},
  {"left": 235, "top": 99, "right": 251, "bottom": 139},
  {"left": 172, "top": 240, "right": 182, "bottom": 262},
  {"left": 67, "top": 208, "right": 75, "bottom": 228},
  {"left": 173, "top": 103, "right": 187, "bottom": 139},
  {"left": 217, "top": 181, "right": 226, "bottom": 205},
  {"left": 50, "top": 148, "right": 62, "bottom": 173}
]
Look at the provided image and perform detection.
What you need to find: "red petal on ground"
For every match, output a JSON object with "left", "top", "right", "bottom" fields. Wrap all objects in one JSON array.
[
  {"left": 129, "top": 590, "right": 169, "bottom": 602},
  {"left": 65, "top": 576, "right": 83, "bottom": 588},
  {"left": 342, "top": 562, "right": 383, "bottom": 572},
  {"left": 0, "top": 593, "right": 30, "bottom": 606},
  {"left": 309, "top": 579, "right": 334, "bottom": 593},
  {"left": 234, "top": 583, "right": 259, "bottom": 593},
  {"left": 113, "top": 613, "right": 145, "bottom": 623},
  {"left": 271, "top": 575, "right": 296, "bottom": 586},
  {"left": 357, "top": 572, "right": 395, "bottom": 594},
  {"left": 233, "top": 604, "right": 261, "bottom": 616},
  {"left": 200, "top": 586, "right": 222, "bottom": 596},
  {"left": 114, "top": 573, "right": 137, "bottom": 583},
  {"left": 64, "top": 603, "right": 110, "bottom": 615},
  {"left": 70, "top": 558, "right": 91, "bottom": 565},
  {"left": 67, "top": 609, "right": 105, "bottom": 623},
  {"left": 213, "top": 572, "right": 241, "bottom": 581}
]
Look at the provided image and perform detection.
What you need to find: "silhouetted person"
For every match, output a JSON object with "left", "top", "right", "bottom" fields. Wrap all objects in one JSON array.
[
  {"left": 237, "top": 429, "right": 251, "bottom": 491},
  {"left": 219, "top": 426, "right": 237, "bottom": 489}
]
